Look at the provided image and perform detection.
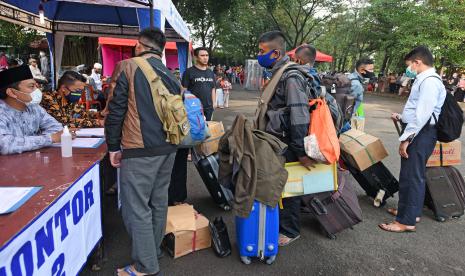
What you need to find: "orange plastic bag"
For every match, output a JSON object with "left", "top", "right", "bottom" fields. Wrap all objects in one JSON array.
[{"left": 304, "top": 98, "right": 340, "bottom": 164}]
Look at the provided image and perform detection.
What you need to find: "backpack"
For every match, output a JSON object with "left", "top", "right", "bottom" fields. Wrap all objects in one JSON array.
[
  {"left": 184, "top": 91, "right": 207, "bottom": 140},
  {"left": 424, "top": 76, "right": 463, "bottom": 142},
  {"left": 282, "top": 67, "right": 344, "bottom": 134},
  {"left": 133, "top": 57, "right": 189, "bottom": 145},
  {"left": 321, "top": 73, "right": 352, "bottom": 94}
]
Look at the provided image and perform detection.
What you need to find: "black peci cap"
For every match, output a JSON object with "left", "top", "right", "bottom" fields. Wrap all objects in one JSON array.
[{"left": 0, "top": 65, "right": 34, "bottom": 90}]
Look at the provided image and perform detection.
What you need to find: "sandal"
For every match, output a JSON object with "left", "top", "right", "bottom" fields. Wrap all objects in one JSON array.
[
  {"left": 117, "top": 265, "right": 159, "bottom": 276},
  {"left": 387, "top": 208, "right": 420, "bottom": 223},
  {"left": 378, "top": 221, "right": 416, "bottom": 233},
  {"left": 278, "top": 234, "right": 300, "bottom": 247}
]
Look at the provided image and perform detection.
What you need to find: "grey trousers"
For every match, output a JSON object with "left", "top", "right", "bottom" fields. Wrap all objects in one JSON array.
[{"left": 120, "top": 153, "right": 176, "bottom": 274}]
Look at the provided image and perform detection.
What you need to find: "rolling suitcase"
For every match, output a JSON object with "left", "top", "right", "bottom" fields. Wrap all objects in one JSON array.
[
  {"left": 343, "top": 155, "right": 399, "bottom": 207},
  {"left": 192, "top": 149, "right": 232, "bottom": 211},
  {"left": 235, "top": 200, "right": 279, "bottom": 265},
  {"left": 425, "top": 166, "right": 465, "bottom": 222},
  {"left": 302, "top": 171, "right": 362, "bottom": 239}
]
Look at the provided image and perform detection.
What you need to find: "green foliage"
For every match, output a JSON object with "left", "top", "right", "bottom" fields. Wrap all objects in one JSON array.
[{"left": 0, "top": 21, "right": 41, "bottom": 55}]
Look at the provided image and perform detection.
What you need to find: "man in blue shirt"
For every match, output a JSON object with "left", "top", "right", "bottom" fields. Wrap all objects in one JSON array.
[
  {"left": 348, "top": 58, "right": 375, "bottom": 115},
  {"left": 379, "top": 46, "right": 446, "bottom": 233}
]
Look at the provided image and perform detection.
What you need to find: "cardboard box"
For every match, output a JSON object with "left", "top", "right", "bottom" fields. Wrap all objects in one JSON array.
[
  {"left": 426, "top": 140, "right": 461, "bottom": 167},
  {"left": 339, "top": 129, "right": 389, "bottom": 171},
  {"left": 350, "top": 117, "right": 365, "bottom": 132},
  {"left": 163, "top": 205, "right": 211, "bottom": 259},
  {"left": 195, "top": 121, "right": 225, "bottom": 156},
  {"left": 282, "top": 162, "right": 338, "bottom": 198}
]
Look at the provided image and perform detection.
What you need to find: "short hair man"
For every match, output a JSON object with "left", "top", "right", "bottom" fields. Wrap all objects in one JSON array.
[
  {"left": 105, "top": 27, "right": 181, "bottom": 276},
  {"left": 380, "top": 46, "right": 446, "bottom": 233},
  {"left": 257, "top": 30, "right": 312, "bottom": 246},
  {"left": 41, "top": 71, "right": 102, "bottom": 128},
  {"left": 349, "top": 57, "right": 374, "bottom": 114},
  {"left": 28, "top": 58, "right": 47, "bottom": 83},
  {"left": 294, "top": 44, "right": 319, "bottom": 88},
  {"left": 168, "top": 47, "right": 216, "bottom": 206},
  {"left": 0, "top": 65, "right": 63, "bottom": 155}
]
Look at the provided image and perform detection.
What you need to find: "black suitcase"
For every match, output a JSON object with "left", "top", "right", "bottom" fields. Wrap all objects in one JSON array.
[
  {"left": 302, "top": 170, "right": 363, "bottom": 239},
  {"left": 192, "top": 150, "right": 232, "bottom": 211},
  {"left": 209, "top": 216, "right": 232, "bottom": 258},
  {"left": 425, "top": 166, "right": 465, "bottom": 222},
  {"left": 342, "top": 154, "right": 399, "bottom": 207}
]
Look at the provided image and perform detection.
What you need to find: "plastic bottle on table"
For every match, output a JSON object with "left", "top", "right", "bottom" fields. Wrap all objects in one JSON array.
[{"left": 61, "top": 125, "right": 73, "bottom": 158}]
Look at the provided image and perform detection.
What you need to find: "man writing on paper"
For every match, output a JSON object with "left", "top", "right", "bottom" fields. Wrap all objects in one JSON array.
[{"left": 0, "top": 65, "right": 63, "bottom": 155}]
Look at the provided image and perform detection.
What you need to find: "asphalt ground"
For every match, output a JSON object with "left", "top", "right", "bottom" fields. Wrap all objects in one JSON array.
[{"left": 81, "top": 88, "right": 465, "bottom": 276}]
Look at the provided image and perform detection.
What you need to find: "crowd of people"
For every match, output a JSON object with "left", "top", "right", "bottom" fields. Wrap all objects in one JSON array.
[{"left": 0, "top": 25, "right": 461, "bottom": 275}]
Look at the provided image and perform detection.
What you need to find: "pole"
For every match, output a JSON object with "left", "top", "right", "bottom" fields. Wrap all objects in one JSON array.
[{"left": 149, "top": 0, "right": 154, "bottom": 28}]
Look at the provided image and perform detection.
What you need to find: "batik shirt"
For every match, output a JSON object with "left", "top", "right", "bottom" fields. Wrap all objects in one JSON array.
[
  {"left": 0, "top": 100, "right": 62, "bottom": 155},
  {"left": 41, "top": 91, "right": 100, "bottom": 128}
]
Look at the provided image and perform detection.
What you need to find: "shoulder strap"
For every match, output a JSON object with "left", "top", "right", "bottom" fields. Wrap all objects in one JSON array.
[
  {"left": 133, "top": 57, "right": 166, "bottom": 122},
  {"left": 260, "top": 62, "right": 295, "bottom": 105}
]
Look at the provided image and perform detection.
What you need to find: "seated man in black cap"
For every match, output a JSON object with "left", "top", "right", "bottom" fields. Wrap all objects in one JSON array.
[{"left": 0, "top": 65, "right": 63, "bottom": 155}]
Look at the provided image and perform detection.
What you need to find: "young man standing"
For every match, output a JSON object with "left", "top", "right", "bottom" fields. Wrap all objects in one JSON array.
[
  {"left": 379, "top": 46, "right": 446, "bottom": 233},
  {"left": 294, "top": 44, "right": 320, "bottom": 88},
  {"left": 257, "top": 31, "right": 312, "bottom": 246},
  {"left": 105, "top": 27, "right": 181, "bottom": 276},
  {"left": 349, "top": 58, "right": 375, "bottom": 114},
  {"left": 168, "top": 47, "right": 216, "bottom": 206}
]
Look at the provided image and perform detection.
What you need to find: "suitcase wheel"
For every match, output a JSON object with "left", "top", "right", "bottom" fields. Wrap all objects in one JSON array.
[
  {"left": 266, "top": 255, "right": 276, "bottom": 265},
  {"left": 222, "top": 204, "right": 231, "bottom": 211},
  {"left": 436, "top": 216, "right": 446, "bottom": 222},
  {"left": 240, "top": 256, "right": 251, "bottom": 265}
]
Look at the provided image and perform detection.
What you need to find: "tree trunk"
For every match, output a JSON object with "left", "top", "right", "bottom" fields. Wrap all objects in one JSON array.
[{"left": 380, "top": 49, "right": 390, "bottom": 75}]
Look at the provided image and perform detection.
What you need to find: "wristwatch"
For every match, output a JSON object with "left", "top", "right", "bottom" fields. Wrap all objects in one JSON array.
[{"left": 406, "top": 134, "right": 415, "bottom": 143}]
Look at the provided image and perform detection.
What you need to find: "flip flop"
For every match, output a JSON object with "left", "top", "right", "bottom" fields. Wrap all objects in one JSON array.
[
  {"left": 116, "top": 265, "right": 137, "bottom": 276},
  {"left": 378, "top": 222, "right": 416, "bottom": 233},
  {"left": 387, "top": 208, "right": 421, "bottom": 223},
  {"left": 278, "top": 234, "right": 300, "bottom": 247}
]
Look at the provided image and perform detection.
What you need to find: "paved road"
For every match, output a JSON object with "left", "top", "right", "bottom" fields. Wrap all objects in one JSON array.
[{"left": 81, "top": 89, "right": 465, "bottom": 276}]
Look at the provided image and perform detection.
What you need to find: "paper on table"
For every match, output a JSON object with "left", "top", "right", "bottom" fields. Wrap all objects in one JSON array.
[
  {"left": 52, "top": 138, "right": 104, "bottom": 148},
  {"left": 0, "top": 187, "right": 42, "bottom": 214},
  {"left": 75, "top": 128, "right": 105, "bottom": 137}
]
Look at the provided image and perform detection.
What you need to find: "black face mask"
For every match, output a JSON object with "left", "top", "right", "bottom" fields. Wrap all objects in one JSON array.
[{"left": 361, "top": 71, "right": 375, "bottom": 79}]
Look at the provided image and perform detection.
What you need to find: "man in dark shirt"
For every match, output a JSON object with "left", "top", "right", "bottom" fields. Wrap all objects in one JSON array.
[
  {"left": 168, "top": 47, "right": 217, "bottom": 206},
  {"left": 181, "top": 47, "right": 216, "bottom": 120}
]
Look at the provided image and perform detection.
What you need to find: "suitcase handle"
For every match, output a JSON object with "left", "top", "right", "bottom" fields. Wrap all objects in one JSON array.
[{"left": 310, "top": 198, "right": 328, "bottom": 216}]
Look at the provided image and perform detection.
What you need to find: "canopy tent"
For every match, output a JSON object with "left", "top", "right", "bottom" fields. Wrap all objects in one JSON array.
[
  {"left": 0, "top": 0, "right": 191, "bottom": 86},
  {"left": 98, "top": 37, "right": 192, "bottom": 76},
  {"left": 287, "top": 48, "right": 333, "bottom": 63}
]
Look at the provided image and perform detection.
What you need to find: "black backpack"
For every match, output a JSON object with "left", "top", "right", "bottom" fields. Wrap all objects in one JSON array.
[
  {"left": 282, "top": 66, "right": 344, "bottom": 134},
  {"left": 424, "top": 76, "right": 463, "bottom": 142}
]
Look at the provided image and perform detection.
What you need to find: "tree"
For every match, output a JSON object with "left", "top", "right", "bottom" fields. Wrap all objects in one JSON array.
[{"left": 0, "top": 21, "right": 40, "bottom": 55}]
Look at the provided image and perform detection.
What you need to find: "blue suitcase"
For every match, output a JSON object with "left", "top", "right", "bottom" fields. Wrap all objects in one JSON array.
[{"left": 235, "top": 201, "right": 279, "bottom": 265}]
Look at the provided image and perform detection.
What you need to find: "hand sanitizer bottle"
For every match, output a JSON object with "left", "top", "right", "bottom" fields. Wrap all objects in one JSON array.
[{"left": 61, "top": 126, "right": 73, "bottom": 158}]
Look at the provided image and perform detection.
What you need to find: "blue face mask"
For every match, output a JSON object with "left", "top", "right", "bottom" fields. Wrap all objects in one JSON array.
[
  {"left": 405, "top": 66, "right": 417, "bottom": 79},
  {"left": 257, "top": 49, "right": 278, "bottom": 69},
  {"left": 65, "top": 89, "right": 83, "bottom": 103}
]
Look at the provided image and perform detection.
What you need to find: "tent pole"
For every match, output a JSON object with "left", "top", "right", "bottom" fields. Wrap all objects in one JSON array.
[{"left": 149, "top": 0, "right": 154, "bottom": 28}]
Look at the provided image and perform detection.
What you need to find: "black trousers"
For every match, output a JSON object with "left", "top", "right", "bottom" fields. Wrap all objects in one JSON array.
[
  {"left": 279, "top": 196, "right": 301, "bottom": 238},
  {"left": 168, "top": 110, "right": 214, "bottom": 205}
]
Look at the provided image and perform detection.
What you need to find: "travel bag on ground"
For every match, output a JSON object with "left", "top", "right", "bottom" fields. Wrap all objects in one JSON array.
[
  {"left": 209, "top": 216, "right": 232, "bottom": 258},
  {"left": 192, "top": 149, "right": 232, "bottom": 211},
  {"left": 302, "top": 170, "right": 362, "bottom": 239},
  {"left": 235, "top": 200, "right": 279, "bottom": 265},
  {"left": 425, "top": 166, "right": 465, "bottom": 222},
  {"left": 342, "top": 155, "right": 399, "bottom": 207}
]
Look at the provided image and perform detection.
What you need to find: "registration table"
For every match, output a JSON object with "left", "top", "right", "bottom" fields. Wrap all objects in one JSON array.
[{"left": 0, "top": 145, "right": 107, "bottom": 276}]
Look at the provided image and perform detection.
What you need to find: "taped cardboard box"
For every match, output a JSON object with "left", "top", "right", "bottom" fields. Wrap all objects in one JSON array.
[
  {"left": 195, "top": 121, "right": 225, "bottom": 157},
  {"left": 339, "top": 129, "right": 388, "bottom": 171},
  {"left": 283, "top": 162, "right": 338, "bottom": 198},
  {"left": 163, "top": 205, "right": 211, "bottom": 259},
  {"left": 426, "top": 140, "right": 461, "bottom": 167}
]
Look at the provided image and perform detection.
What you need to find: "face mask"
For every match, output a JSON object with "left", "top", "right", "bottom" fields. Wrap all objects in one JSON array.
[
  {"left": 257, "top": 49, "right": 278, "bottom": 69},
  {"left": 405, "top": 66, "right": 417, "bottom": 78},
  {"left": 361, "top": 70, "right": 375, "bottom": 79},
  {"left": 15, "top": 88, "right": 42, "bottom": 106},
  {"left": 65, "top": 89, "right": 83, "bottom": 103}
]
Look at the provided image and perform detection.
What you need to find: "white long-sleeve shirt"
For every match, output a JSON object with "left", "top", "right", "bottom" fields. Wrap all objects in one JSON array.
[
  {"left": 90, "top": 70, "right": 102, "bottom": 91},
  {"left": 399, "top": 68, "right": 446, "bottom": 141}
]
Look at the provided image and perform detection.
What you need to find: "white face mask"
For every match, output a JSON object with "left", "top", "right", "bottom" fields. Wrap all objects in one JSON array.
[{"left": 16, "top": 88, "right": 43, "bottom": 106}]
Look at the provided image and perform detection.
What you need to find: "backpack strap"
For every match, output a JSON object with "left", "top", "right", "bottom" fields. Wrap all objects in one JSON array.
[
  {"left": 133, "top": 57, "right": 167, "bottom": 123},
  {"left": 253, "top": 62, "right": 295, "bottom": 130},
  {"left": 418, "top": 75, "right": 443, "bottom": 123}
]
